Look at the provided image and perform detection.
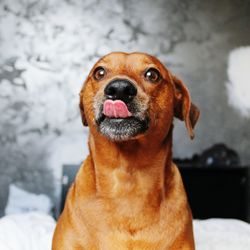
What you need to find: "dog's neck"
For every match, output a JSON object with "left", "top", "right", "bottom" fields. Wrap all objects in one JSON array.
[{"left": 87, "top": 128, "right": 173, "bottom": 208}]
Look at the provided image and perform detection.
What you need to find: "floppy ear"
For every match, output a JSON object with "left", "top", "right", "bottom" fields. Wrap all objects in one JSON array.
[
  {"left": 79, "top": 89, "right": 88, "bottom": 126},
  {"left": 172, "top": 75, "right": 200, "bottom": 139}
]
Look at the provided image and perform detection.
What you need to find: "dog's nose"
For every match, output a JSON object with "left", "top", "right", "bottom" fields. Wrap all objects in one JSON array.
[{"left": 104, "top": 79, "right": 137, "bottom": 102}]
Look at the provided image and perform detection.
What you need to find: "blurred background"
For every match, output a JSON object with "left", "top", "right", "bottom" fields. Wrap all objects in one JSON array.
[{"left": 0, "top": 0, "right": 250, "bottom": 217}]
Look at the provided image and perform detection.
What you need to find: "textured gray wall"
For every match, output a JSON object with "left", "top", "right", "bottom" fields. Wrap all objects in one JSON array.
[{"left": 0, "top": 0, "right": 250, "bottom": 216}]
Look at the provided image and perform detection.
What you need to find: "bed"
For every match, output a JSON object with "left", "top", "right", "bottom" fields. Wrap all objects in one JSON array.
[
  {"left": 0, "top": 164, "right": 249, "bottom": 250},
  {"left": 0, "top": 212, "right": 250, "bottom": 250}
]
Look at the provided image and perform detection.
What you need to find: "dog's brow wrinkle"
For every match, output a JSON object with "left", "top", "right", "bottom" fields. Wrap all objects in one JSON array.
[
  {"left": 98, "top": 58, "right": 108, "bottom": 64},
  {"left": 143, "top": 59, "right": 153, "bottom": 64}
]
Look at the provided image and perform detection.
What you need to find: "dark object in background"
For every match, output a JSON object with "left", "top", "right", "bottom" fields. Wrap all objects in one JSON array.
[
  {"left": 59, "top": 164, "right": 80, "bottom": 218},
  {"left": 174, "top": 143, "right": 240, "bottom": 167},
  {"left": 199, "top": 143, "right": 240, "bottom": 166},
  {"left": 179, "top": 167, "right": 249, "bottom": 222},
  {"left": 173, "top": 144, "right": 249, "bottom": 222}
]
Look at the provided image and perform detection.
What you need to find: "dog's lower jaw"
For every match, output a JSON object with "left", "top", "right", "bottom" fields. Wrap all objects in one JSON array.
[{"left": 97, "top": 116, "right": 149, "bottom": 141}]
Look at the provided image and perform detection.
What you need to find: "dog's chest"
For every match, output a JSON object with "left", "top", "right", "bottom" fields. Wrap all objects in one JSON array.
[
  {"left": 95, "top": 229, "right": 167, "bottom": 250},
  {"left": 79, "top": 197, "right": 171, "bottom": 250},
  {"left": 86, "top": 213, "right": 167, "bottom": 250}
]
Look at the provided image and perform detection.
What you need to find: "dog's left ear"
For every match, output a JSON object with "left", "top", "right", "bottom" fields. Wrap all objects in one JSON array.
[
  {"left": 172, "top": 75, "right": 200, "bottom": 139},
  {"left": 79, "top": 89, "right": 88, "bottom": 126}
]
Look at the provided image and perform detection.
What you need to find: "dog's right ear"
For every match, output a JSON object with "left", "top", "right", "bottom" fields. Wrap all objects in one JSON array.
[{"left": 79, "top": 89, "right": 88, "bottom": 126}]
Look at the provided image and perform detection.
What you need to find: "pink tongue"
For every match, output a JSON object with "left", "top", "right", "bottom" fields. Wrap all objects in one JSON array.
[{"left": 103, "top": 100, "right": 132, "bottom": 118}]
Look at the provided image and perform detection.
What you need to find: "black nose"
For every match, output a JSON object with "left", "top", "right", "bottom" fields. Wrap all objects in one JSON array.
[{"left": 104, "top": 79, "right": 137, "bottom": 102}]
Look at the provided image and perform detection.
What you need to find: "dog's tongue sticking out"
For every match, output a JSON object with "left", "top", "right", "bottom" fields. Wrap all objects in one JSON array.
[{"left": 103, "top": 100, "right": 132, "bottom": 118}]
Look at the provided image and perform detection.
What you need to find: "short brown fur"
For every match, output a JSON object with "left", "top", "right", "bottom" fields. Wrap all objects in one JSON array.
[{"left": 52, "top": 52, "right": 200, "bottom": 250}]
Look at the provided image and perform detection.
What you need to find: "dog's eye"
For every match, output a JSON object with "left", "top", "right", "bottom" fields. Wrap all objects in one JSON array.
[
  {"left": 144, "top": 68, "right": 161, "bottom": 83},
  {"left": 93, "top": 67, "right": 106, "bottom": 80}
]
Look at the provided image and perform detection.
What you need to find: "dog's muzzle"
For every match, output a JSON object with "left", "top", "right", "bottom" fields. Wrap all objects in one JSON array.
[
  {"left": 95, "top": 79, "right": 149, "bottom": 141},
  {"left": 103, "top": 79, "right": 136, "bottom": 119}
]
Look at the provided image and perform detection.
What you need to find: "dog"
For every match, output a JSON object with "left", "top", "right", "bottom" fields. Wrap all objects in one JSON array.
[{"left": 52, "top": 52, "right": 200, "bottom": 250}]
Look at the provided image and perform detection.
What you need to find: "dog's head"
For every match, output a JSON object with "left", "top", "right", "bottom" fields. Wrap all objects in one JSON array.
[{"left": 80, "top": 52, "right": 200, "bottom": 141}]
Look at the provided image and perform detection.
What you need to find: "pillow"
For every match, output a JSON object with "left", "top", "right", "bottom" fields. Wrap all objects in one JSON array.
[{"left": 5, "top": 184, "right": 52, "bottom": 215}]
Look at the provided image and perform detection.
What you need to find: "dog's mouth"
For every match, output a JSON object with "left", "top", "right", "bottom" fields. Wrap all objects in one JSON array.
[
  {"left": 96, "top": 99, "right": 149, "bottom": 141},
  {"left": 103, "top": 99, "right": 132, "bottom": 119}
]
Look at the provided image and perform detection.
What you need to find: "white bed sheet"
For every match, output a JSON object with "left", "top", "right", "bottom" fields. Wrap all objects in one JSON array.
[
  {"left": 0, "top": 212, "right": 249, "bottom": 250},
  {"left": 193, "top": 218, "right": 250, "bottom": 250},
  {"left": 0, "top": 212, "right": 55, "bottom": 250}
]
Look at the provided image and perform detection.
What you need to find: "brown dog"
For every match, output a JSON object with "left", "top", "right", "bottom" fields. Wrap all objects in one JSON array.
[{"left": 52, "top": 52, "right": 200, "bottom": 250}]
